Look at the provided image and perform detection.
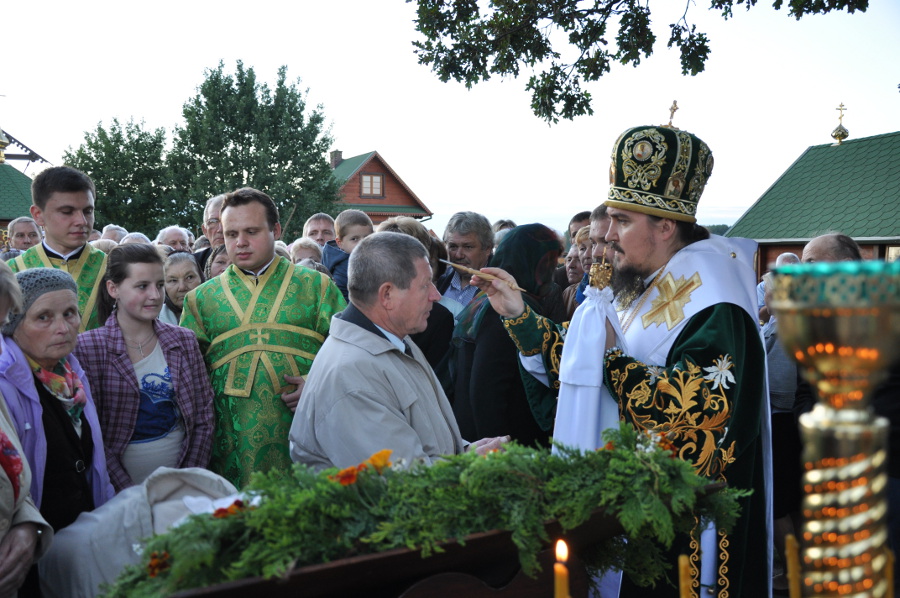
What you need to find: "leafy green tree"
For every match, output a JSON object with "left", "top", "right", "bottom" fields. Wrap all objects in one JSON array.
[
  {"left": 168, "top": 61, "right": 341, "bottom": 239},
  {"left": 410, "top": 0, "right": 868, "bottom": 123},
  {"left": 64, "top": 118, "right": 174, "bottom": 234}
]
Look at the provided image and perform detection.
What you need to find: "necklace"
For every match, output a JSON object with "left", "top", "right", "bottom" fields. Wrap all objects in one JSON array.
[
  {"left": 620, "top": 266, "right": 667, "bottom": 334},
  {"left": 124, "top": 330, "right": 157, "bottom": 358}
]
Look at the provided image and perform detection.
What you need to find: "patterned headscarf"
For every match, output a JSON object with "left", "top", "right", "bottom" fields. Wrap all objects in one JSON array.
[{"left": 26, "top": 355, "right": 87, "bottom": 422}]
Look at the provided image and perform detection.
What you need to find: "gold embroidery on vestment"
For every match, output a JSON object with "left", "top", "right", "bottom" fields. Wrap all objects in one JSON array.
[
  {"left": 211, "top": 263, "right": 314, "bottom": 395},
  {"left": 718, "top": 529, "right": 731, "bottom": 596},
  {"left": 689, "top": 520, "right": 702, "bottom": 598},
  {"left": 608, "top": 354, "right": 736, "bottom": 479}
]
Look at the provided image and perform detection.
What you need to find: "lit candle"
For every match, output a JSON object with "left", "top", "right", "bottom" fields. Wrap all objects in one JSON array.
[
  {"left": 555, "top": 539, "right": 570, "bottom": 598},
  {"left": 786, "top": 534, "right": 801, "bottom": 598},
  {"left": 678, "top": 554, "right": 691, "bottom": 598},
  {"left": 887, "top": 546, "right": 894, "bottom": 598}
]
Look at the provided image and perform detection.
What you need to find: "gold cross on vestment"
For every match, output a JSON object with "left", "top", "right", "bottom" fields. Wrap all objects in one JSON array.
[
  {"left": 250, "top": 329, "right": 271, "bottom": 345},
  {"left": 668, "top": 101, "right": 679, "bottom": 126},
  {"left": 641, "top": 272, "right": 702, "bottom": 330}
]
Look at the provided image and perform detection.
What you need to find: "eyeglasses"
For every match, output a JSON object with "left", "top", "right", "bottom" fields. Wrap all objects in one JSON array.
[{"left": 205, "top": 218, "right": 221, "bottom": 227}]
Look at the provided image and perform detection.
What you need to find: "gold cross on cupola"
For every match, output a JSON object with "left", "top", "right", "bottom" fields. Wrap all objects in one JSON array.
[
  {"left": 667, "top": 100, "right": 679, "bottom": 127},
  {"left": 831, "top": 102, "right": 849, "bottom": 145}
]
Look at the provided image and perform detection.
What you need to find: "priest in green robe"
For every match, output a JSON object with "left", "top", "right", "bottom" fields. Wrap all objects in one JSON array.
[
  {"left": 472, "top": 124, "right": 771, "bottom": 597},
  {"left": 181, "top": 188, "right": 345, "bottom": 488},
  {"left": 9, "top": 166, "right": 106, "bottom": 332}
]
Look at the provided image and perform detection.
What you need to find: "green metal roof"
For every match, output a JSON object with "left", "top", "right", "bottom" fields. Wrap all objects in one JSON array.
[
  {"left": 0, "top": 163, "right": 33, "bottom": 221},
  {"left": 332, "top": 152, "right": 376, "bottom": 183},
  {"left": 726, "top": 131, "right": 900, "bottom": 241}
]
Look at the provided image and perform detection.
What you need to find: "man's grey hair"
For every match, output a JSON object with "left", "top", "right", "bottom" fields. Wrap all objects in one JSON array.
[
  {"left": 101, "top": 224, "right": 128, "bottom": 242},
  {"left": 774, "top": 252, "right": 800, "bottom": 267},
  {"left": 443, "top": 211, "right": 493, "bottom": 252},
  {"left": 812, "top": 232, "right": 862, "bottom": 261},
  {"left": 120, "top": 232, "right": 152, "bottom": 244},
  {"left": 8, "top": 217, "right": 39, "bottom": 237},
  {"left": 349, "top": 232, "right": 428, "bottom": 307},
  {"left": 203, "top": 194, "right": 226, "bottom": 222},
  {"left": 291, "top": 237, "right": 322, "bottom": 262},
  {"left": 155, "top": 225, "right": 189, "bottom": 245}
]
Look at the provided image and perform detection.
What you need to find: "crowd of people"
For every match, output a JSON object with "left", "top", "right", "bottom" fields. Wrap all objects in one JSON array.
[{"left": 0, "top": 120, "right": 894, "bottom": 598}]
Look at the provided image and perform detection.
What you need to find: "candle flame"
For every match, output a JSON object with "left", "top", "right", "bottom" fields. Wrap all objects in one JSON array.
[{"left": 556, "top": 539, "right": 568, "bottom": 562}]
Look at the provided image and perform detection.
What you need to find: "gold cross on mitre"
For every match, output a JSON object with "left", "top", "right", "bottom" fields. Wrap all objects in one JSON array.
[
  {"left": 667, "top": 100, "right": 679, "bottom": 127},
  {"left": 836, "top": 102, "right": 847, "bottom": 123},
  {"left": 642, "top": 272, "right": 702, "bottom": 330}
]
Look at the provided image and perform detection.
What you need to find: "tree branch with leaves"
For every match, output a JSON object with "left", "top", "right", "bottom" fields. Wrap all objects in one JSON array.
[{"left": 409, "top": 0, "right": 868, "bottom": 123}]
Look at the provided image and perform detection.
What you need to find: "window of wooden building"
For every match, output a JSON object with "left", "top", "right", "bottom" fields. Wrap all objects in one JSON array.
[{"left": 361, "top": 173, "right": 384, "bottom": 198}]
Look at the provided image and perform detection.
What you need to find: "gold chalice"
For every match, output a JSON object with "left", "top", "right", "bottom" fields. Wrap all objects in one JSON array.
[{"left": 772, "top": 260, "right": 900, "bottom": 597}]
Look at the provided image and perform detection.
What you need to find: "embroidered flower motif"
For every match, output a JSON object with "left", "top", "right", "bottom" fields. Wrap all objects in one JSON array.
[
  {"left": 703, "top": 355, "right": 735, "bottom": 390},
  {"left": 647, "top": 366, "right": 666, "bottom": 385}
]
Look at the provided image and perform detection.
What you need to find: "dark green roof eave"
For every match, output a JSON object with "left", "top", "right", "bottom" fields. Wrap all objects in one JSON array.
[{"left": 331, "top": 152, "right": 376, "bottom": 183}]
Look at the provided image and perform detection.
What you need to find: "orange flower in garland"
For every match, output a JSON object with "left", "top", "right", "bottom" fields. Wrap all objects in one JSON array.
[
  {"left": 656, "top": 433, "right": 678, "bottom": 459},
  {"left": 329, "top": 450, "right": 393, "bottom": 485},
  {"left": 366, "top": 449, "right": 393, "bottom": 473},
  {"left": 603, "top": 441, "right": 615, "bottom": 451},
  {"left": 329, "top": 466, "right": 359, "bottom": 486},
  {"left": 147, "top": 551, "right": 170, "bottom": 578},
  {"left": 213, "top": 499, "right": 248, "bottom": 519}
]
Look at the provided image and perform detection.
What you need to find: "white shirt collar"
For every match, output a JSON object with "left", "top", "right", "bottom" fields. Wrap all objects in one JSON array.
[
  {"left": 241, "top": 255, "right": 277, "bottom": 278},
  {"left": 42, "top": 240, "right": 84, "bottom": 261},
  {"left": 374, "top": 324, "right": 407, "bottom": 353}
]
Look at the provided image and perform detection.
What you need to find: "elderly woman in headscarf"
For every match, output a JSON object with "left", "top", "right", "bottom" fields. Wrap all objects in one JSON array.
[
  {"left": 451, "top": 224, "right": 561, "bottom": 447},
  {"left": 159, "top": 251, "right": 205, "bottom": 326},
  {"left": 0, "top": 268, "right": 115, "bottom": 535},
  {"left": 0, "top": 261, "right": 53, "bottom": 596}
]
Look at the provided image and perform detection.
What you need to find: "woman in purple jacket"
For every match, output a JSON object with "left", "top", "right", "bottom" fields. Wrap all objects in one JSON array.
[
  {"left": 74, "top": 244, "right": 215, "bottom": 493},
  {"left": 0, "top": 267, "right": 115, "bottom": 531}
]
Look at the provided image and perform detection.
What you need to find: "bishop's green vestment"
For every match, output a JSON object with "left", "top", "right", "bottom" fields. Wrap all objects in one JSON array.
[
  {"left": 180, "top": 257, "right": 346, "bottom": 487},
  {"left": 503, "top": 237, "right": 770, "bottom": 598},
  {"left": 9, "top": 243, "right": 107, "bottom": 332}
]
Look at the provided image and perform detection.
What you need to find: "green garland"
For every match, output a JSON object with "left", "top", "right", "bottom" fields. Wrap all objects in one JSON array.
[{"left": 101, "top": 424, "right": 746, "bottom": 597}]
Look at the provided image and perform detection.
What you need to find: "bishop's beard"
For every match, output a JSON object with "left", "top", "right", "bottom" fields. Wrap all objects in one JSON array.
[{"left": 611, "top": 265, "right": 649, "bottom": 310}]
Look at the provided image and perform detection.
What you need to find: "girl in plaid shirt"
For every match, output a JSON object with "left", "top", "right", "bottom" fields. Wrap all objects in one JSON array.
[{"left": 74, "top": 244, "right": 215, "bottom": 492}]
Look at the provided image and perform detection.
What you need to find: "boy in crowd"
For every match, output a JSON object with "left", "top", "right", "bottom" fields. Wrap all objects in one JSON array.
[{"left": 322, "top": 209, "right": 374, "bottom": 300}]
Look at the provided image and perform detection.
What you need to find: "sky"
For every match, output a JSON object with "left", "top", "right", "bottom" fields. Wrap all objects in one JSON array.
[{"left": 2, "top": 1, "right": 898, "bottom": 238}]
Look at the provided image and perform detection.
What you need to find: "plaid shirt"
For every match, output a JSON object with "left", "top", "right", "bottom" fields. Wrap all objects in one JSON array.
[
  {"left": 442, "top": 270, "right": 480, "bottom": 308},
  {"left": 74, "top": 316, "right": 215, "bottom": 492}
]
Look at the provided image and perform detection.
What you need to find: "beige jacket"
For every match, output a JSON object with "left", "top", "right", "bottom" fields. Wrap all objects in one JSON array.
[
  {"left": 0, "top": 392, "right": 52, "bottom": 596},
  {"left": 290, "top": 306, "right": 466, "bottom": 471}
]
